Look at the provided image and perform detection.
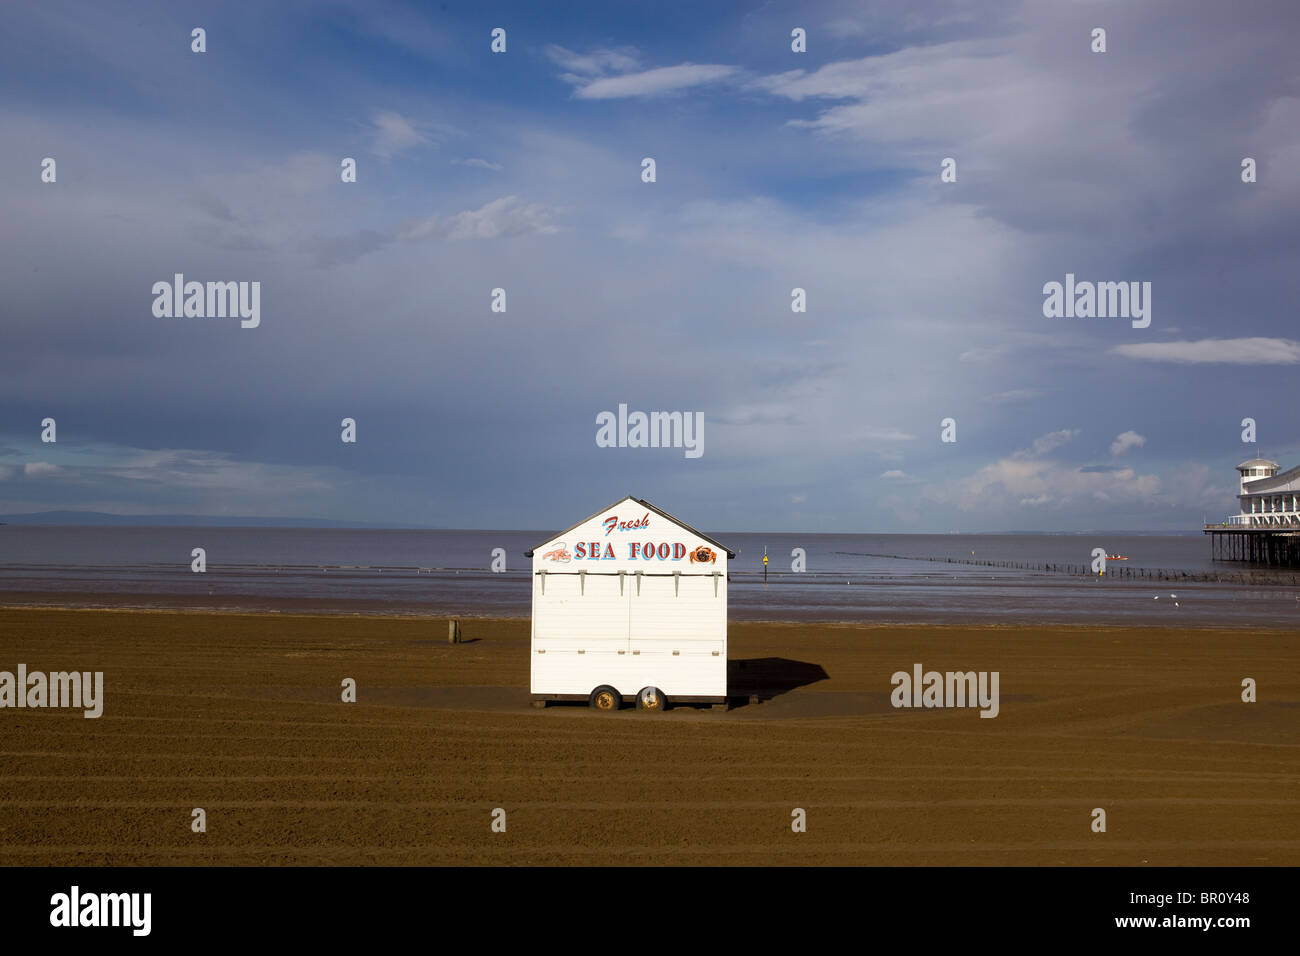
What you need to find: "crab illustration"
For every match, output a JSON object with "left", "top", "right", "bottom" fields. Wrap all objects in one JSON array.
[
  {"left": 542, "top": 544, "right": 571, "bottom": 563},
  {"left": 688, "top": 545, "right": 716, "bottom": 564}
]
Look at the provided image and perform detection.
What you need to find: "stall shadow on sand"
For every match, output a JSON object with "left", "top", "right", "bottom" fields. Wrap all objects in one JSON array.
[
  {"left": 726, "top": 657, "right": 828, "bottom": 708},
  {"left": 363, "top": 657, "right": 830, "bottom": 715}
]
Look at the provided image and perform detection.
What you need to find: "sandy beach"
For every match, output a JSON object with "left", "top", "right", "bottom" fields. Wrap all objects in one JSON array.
[{"left": 1, "top": 607, "right": 1296, "bottom": 865}]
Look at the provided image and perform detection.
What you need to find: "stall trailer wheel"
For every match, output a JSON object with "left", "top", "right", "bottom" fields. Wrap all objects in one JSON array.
[
  {"left": 636, "top": 686, "right": 668, "bottom": 712},
  {"left": 589, "top": 686, "right": 622, "bottom": 712}
]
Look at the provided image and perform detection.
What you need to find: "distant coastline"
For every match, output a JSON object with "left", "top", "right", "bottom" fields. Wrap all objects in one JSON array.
[
  {"left": 0, "top": 511, "right": 403, "bottom": 529},
  {"left": 0, "top": 511, "right": 1207, "bottom": 535}
]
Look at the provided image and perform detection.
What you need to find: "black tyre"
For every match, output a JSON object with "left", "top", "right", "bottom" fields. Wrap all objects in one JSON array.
[
  {"left": 636, "top": 686, "right": 668, "bottom": 712},
  {"left": 589, "top": 686, "right": 622, "bottom": 711}
]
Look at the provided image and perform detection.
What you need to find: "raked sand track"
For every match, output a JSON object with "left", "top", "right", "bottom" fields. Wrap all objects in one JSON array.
[{"left": 1, "top": 608, "right": 1296, "bottom": 865}]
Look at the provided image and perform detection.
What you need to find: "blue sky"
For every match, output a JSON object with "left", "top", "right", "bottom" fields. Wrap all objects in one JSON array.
[{"left": 1, "top": 0, "right": 1298, "bottom": 531}]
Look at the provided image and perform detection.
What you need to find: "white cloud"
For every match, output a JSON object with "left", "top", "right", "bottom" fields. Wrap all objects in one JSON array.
[
  {"left": 924, "top": 456, "right": 1162, "bottom": 515},
  {"left": 1110, "top": 430, "right": 1146, "bottom": 456},
  {"left": 1013, "top": 429, "right": 1079, "bottom": 460},
  {"left": 746, "top": 10, "right": 1300, "bottom": 255},
  {"left": 544, "top": 44, "right": 737, "bottom": 101},
  {"left": 959, "top": 346, "right": 1009, "bottom": 364},
  {"left": 544, "top": 44, "right": 640, "bottom": 76},
  {"left": 880, "top": 469, "right": 908, "bottom": 479},
  {"left": 982, "top": 388, "right": 1041, "bottom": 405},
  {"left": 752, "top": 41, "right": 1022, "bottom": 143},
  {"left": 453, "top": 157, "right": 503, "bottom": 171},
  {"left": 713, "top": 401, "right": 799, "bottom": 428},
  {"left": 570, "top": 64, "right": 739, "bottom": 100},
  {"left": 397, "top": 196, "right": 561, "bottom": 241},
  {"left": 23, "top": 462, "right": 62, "bottom": 477},
  {"left": 370, "top": 110, "right": 431, "bottom": 160},
  {"left": 1112, "top": 338, "right": 1300, "bottom": 365},
  {"left": 916, "top": 433, "right": 1231, "bottom": 521},
  {"left": 861, "top": 428, "right": 915, "bottom": 442}
]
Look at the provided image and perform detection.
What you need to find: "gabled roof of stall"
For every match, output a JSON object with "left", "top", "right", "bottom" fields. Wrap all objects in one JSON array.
[{"left": 524, "top": 496, "right": 736, "bottom": 558}]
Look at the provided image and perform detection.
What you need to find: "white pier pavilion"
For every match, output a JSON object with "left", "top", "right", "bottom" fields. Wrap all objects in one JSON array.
[
  {"left": 1204, "top": 458, "right": 1300, "bottom": 566},
  {"left": 1227, "top": 458, "right": 1300, "bottom": 528}
]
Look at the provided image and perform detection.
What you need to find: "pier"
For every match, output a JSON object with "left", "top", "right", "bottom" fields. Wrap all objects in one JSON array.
[
  {"left": 1203, "top": 457, "right": 1300, "bottom": 567},
  {"left": 1203, "top": 524, "right": 1300, "bottom": 567}
]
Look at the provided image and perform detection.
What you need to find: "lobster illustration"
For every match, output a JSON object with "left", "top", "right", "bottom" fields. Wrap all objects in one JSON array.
[{"left": 542, "top": 544, "right": 571, "bottom": 563}]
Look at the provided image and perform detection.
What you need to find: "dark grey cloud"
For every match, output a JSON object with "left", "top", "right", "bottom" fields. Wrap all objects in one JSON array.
[{"left": 0, "top": 0, "right": 1295, "bottom": 530}]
